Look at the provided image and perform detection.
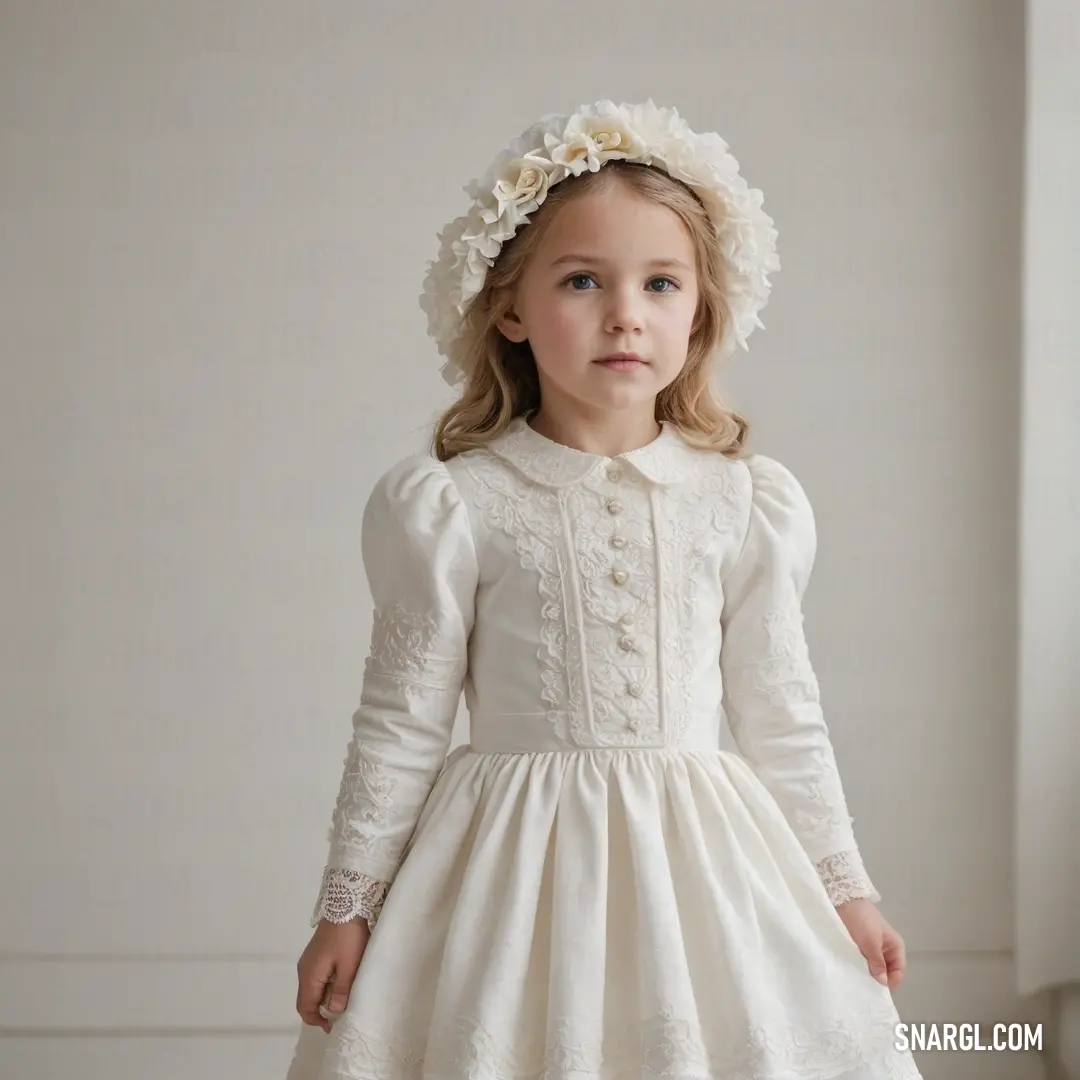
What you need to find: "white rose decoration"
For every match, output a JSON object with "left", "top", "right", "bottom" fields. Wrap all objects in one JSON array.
[
  {"left": 565, "top": 101, "right": 647, "bottom": 163},
  {"left": 544, "top": 131, "right": 602, "bottom": 177},
  {"left": 485, "top": 155, "right": 553, "bottom": 222}
]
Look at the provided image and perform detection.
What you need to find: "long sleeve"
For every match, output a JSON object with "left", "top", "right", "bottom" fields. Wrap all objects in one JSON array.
[
  {"left": 719, "top": 455, "right": 880, "bottom": 906},
  {"left": 312, "top": 455, "right": 478, "bottom": 928}
]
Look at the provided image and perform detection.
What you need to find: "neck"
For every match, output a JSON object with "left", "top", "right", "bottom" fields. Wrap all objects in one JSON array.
[{"left": 527, "top": 406, "right": 662, "bottom": 457}]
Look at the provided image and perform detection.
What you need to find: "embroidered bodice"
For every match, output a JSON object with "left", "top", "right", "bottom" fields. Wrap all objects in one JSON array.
[{"left": 313, "top": 417, "right": 880, "bottom": 927}]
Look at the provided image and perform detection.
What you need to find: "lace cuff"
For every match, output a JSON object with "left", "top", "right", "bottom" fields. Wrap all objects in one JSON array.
[
  {"left": 815, "top": 848, "right": 882, "bottom": 906},
  {"left": 312, "top": 867, "right": 390, "bottom": 929}
]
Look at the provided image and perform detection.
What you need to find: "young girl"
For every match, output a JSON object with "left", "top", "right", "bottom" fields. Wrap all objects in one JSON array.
[{"left": 287, "top": 100, "right": 922, "bottom": 1080}]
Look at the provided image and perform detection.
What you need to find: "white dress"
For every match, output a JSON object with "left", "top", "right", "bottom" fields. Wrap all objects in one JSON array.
[{"left": 286, "top": 416, "right": 922, "bottom": 1080}]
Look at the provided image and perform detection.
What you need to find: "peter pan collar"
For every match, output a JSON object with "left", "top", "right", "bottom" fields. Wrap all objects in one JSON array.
[{"left": 486, "top": 415, "right": 701, "bottom": 488}]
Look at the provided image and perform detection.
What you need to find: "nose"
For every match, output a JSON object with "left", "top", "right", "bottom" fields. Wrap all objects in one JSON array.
[{"left": 602, "top": 284, "right": 645, "bottom": 335}]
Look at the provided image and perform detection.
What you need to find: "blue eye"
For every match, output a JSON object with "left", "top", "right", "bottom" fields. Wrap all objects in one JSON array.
[
  {"left": 647, "top": 277, "right": 679, "bottom": 293},
  {"left": 566, "top": 273, "right": 596, "bottom": 290}
]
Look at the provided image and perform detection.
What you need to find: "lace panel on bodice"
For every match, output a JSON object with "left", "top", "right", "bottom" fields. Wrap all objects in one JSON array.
[{"left": 462, "top": 448, "right": 742, "bottom": 746}]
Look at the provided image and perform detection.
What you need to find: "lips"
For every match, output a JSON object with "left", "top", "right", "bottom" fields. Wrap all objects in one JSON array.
[{"left": 596, "top": 354, "right": 647, "bottom": 373}]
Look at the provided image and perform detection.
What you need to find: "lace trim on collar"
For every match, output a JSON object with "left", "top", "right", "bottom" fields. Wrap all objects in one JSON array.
[{"left": 486, "top": 416, "right": 704, "bottom": 488}]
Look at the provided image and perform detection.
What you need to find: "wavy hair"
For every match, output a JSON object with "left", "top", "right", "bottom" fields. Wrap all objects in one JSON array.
[{"left": 432, "top": 161, "right": 750, "bottom": 461}]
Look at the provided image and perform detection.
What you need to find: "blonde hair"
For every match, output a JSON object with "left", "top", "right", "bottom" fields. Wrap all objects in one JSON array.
[{"left": 432, "top": 161, "right": 750, "bottom": 461}]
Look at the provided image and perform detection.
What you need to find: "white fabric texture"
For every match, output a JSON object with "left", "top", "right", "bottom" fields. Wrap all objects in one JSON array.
[{"left": 288, "top": 417, "right": 920, "bottom": 1080}]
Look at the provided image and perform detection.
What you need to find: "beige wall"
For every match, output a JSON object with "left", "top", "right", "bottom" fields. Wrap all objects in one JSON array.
[{"left": 0, "top": 2, "right": 1041, "bottom": 1077}]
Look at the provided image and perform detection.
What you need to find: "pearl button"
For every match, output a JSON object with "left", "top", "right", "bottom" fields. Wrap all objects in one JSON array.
[
  {"left": 619, "top": 614, "right": 636, "bottom": 630},
  {"left": 627, "top": 681, "right": 644, "bottom": 697},
  {"left": 628, "top": 717, "right": 642, "bottom": 732},
  {"left": 606, "top": 499, "right": 623, "bottom": 515},
  {"left": 619, "top": 634, "right": 635, "bottom": 651},
  {"left": 612, "top": 569, "right": 629, "bottom": 585},
  {"left": 607, "top": 467, "right": 622, "bottom": 482},
  {"left": 610, "top": 535, "right": 627, "bottom": 549}
]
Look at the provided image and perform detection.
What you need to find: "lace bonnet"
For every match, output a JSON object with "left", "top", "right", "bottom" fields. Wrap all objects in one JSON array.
[{"left": 419, "top": 99, "right": 781, "bottom": 388}]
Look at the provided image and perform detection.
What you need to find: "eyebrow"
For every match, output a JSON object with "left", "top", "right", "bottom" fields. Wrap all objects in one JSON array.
[{"left": 548, "top": 254, "right": 694, "bottom": 273}]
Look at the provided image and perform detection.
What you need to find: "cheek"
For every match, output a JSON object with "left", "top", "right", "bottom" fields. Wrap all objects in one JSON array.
[
  {"left": 667, "top": 294, "right": 700, "bottom": 339},
  {"left": 533, "top": 298, "right": 588, "bottom": 343},
  {"left": 528, "top": 303, "right": 594, "bottom": 381}
]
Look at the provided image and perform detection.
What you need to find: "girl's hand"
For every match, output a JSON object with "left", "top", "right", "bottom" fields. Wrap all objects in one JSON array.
[
  {"left": 296, "top": 917, "right": 370, "bottom": 1032},
  {"left": 834, "top": 898, "right": 907, "bottom": 990}
]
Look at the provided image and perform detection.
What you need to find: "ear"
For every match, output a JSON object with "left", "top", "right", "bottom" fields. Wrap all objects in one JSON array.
[{"left": 496, "top": 305, "right": 529, "bottom": 343}]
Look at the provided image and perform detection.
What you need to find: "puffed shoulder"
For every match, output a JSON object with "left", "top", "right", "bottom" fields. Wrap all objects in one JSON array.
[
  {"left": 736, "top": 454, "right": 818, "bottom": 587},
  {"left": 361, "top": 453, "right": 476, "bottom": 569},
  {"left": 365, "top": 452, "right": 459, "bottom": 515}
]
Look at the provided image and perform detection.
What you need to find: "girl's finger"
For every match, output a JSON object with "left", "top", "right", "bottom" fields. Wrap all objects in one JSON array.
[
  {"left": 863, "top": 940, "right": 889, "bottom": 986},
  {"left": 297, "top": 970, "right": 333, "bottom": 1031},
  {"left": 883, "top": 933, "right": 907, "bottom": 987}
]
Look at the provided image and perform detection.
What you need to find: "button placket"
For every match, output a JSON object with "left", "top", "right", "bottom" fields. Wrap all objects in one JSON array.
[
  {"left": 609, "top": 494, "right": 630, "bottom": 587},
  {"left": 597, "top": 475, "right": 647, "bottom": 732}
]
